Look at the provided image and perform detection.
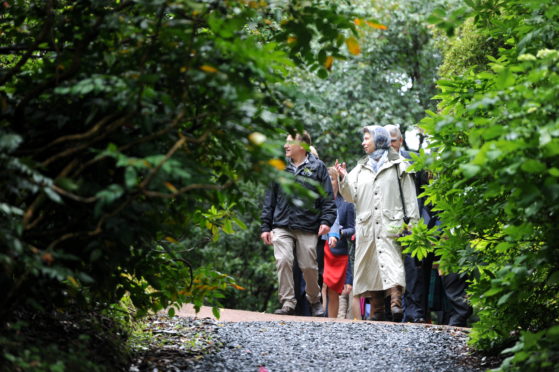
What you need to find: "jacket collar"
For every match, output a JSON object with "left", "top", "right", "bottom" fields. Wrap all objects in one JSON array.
[
  {"left": 357, "top": 148, "right": 405, "bottom": 176},
  {"left": 286, "top": 153, "right": 320, "bottom": 174}
]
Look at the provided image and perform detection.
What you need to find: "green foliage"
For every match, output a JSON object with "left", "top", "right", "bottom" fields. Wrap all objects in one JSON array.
[
  {"left": 170, "top": 181, "right": 277, "bottom": 313},
  {"left": 0, "top": 0, "right": 359, "bottom": 328},
  {"left": 401, "top": 0, "right": 559, "bottom": 368},
  {"left": 286, "top": 0, "right": 442, "bottom": 164},
  {"left": 198, "top": 213, "right": 278, "bottom": 313},
  {"left": 497, "top": 326, "right": 559, "bottom": 372},
  {"left": 0, "top": 309, "right": 130, "bottom": 372},
  {"left": 437, "top": 18, "right": 498, "bottom": 78},
  {"left": 399, "top": 218, "right": 439, "bottom": 261}
]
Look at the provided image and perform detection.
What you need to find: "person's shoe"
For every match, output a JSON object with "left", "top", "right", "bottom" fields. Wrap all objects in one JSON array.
[
  {"left": 391, "top": 306, "right": 403, "bottom": 322},
  {"left": 367, "top": 312, "right": 385, "bottom": 321},
  {"left": 273, "top": 306, "right": 295, "bottom": 315},
  {"left": 413, "top": 317, "right": 426, "bottom": 323},
  {"left": 311, "top": 301, "right": 325, "bottom": 317}
]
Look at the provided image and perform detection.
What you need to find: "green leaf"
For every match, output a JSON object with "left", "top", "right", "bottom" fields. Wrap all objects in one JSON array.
[
  {"left": 124, "top": 167, "right": 138, "bottom": 188},
  {"left": 547, "top": 271, "right": 559, "bottom": 285},
  {"left": 547, "top": 325, "right": 559, "bottom": 336},
  {"left": 233, "top": 217, "right": 247, "bottom": 230},
  {"left": 460, "top": 164, "right": 481, "bottom": 178},
  {"left": 496, "top": 68, "right": 515, "bottom": 89},
  {"left": 497, "top": 292, "right": 513, "bottom": 306},
  {"left": 212, "top": 306, "right": 221, "bottom": 319},
  {"left": 222, "top": 219, "right": 234, "bottom": 234},
  {"left": 483, "top": 287, "right": 503, "bottom": 297},
  {"left": 44, "top": 187, "right": 63, "bottom": 204},
  {"left": 521, "top": 159, "right": 547, "bottom": 173},
  {"left": 56, "top": 177, "right": 79, "bottom": 191},
  {"left": 0, "top": 133, "right": 22, "bottom": 152}
]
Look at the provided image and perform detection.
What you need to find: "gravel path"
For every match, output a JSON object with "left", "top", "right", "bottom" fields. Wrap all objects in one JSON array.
[{"left": 189, "top": 321, "right": 484, "bottom": 371}]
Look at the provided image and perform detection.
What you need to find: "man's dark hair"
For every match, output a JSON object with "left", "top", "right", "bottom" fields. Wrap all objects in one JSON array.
[{"left": 295, "top": 131, "right": 312, "bottom": 146}]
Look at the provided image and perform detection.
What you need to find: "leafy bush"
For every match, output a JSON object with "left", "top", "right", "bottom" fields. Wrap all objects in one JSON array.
[
  {"left": 0, "top": 0, "right": 362, "bottom": 326},
  {"left": 0, "top": 308, "right": 130, "bottom": 372},
  {"left": 402, "top": 0, "right": 559, "bottom": 369}
]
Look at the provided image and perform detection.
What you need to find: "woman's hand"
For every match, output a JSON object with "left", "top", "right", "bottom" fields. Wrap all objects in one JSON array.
[
  {"left": 335, "top": 159, "right": 348, "bottom": 180},
  {"left": 328, "top": 236, "right": 338, "bottom": 247}
]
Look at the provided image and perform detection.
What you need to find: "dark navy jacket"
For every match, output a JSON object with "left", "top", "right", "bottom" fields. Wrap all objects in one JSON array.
[
  {"left": 261, "top": 154, "right": 337, "bottom": 233},
  {"left": 329, "top": 196, "right": 355, "bottom": 285},
  {"left": 329, "top": 196, "right": 355, "bottom": 256}
]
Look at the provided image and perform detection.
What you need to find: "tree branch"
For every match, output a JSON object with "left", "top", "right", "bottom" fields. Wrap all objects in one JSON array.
[
  {"left": 46, "top": 196, "right": 133, "bottom": 250},
  {"left": 50, "top": 184, "right": 97, "bottom": 203},
  {"left": 35, "top": 113, "right": 120, "bottom": 154},
  {"left": 139, "top": 136, "right": 188, "bottom": 190},
  {"left": 23, "top": 159, "right": 79, "bottom": 230},
  {"left": 41, "top": 114, "right": 131, "bottom": 167}
]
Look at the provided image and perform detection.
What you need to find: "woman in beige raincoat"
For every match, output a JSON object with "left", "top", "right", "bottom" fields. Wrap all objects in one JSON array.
[{"left": 335, "top": 125, "right": 419, "bottom": 321}]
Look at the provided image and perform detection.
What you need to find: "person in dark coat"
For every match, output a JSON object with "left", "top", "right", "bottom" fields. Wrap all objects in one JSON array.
[
  {"left": 260, "top": 131, "right": 337, "bottom": 316},
  {"left": 386, "top": 124, "right": 472, "bottom": 326},
  {"left": 386, "top": 124, "right": 430, "bottom": 323},
  {"left": 322, "top": 166, "right": 355, "bottom": 318}
]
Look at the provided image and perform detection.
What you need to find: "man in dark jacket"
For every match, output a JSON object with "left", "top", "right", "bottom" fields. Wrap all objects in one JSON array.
[
  {"left": 386, "top": 124, "right": 429, "bottom": 323},
  {"left": 261, "top": 131, "right": 337, "bottom": 316},
  {"left": 386, "top": 124, "right": 472, "bottom": 326}
]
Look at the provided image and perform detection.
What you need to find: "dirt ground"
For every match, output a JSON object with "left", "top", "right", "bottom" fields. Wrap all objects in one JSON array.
[
  {"left": 176, "top": 304, "right": 354, "bottom": 322},
  {"left": 175, "top": 304, "right": 460, "bottom": 329}
]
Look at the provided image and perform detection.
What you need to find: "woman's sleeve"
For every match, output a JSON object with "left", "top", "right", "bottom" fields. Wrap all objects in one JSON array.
[
  {"left": 339, "top": 169, "right": 355, "bottom": 203},
  {"left": 403, "top": 171, "right": 420, "bottom": 223}
]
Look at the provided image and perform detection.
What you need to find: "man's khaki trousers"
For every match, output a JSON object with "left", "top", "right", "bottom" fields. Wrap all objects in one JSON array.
[{"left": 272, "top": 227, "right": 321, "bottom": 310}]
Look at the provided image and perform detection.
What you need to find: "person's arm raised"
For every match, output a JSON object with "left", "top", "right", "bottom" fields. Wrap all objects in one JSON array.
[{"left": 335, "top": 159, "right": 347, "bottom": 181}]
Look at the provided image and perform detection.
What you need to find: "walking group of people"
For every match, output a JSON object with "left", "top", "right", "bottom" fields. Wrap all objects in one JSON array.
[{"left": 260, "top": 125, "right": 472, "bottom": 325}]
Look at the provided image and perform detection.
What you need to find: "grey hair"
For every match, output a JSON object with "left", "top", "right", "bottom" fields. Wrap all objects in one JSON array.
[
  {"left": 363, "top": 125, "right": 391, "bottom": 150},
  {"left": 384, "top": 124, "right": 402, "bottom": 141}
]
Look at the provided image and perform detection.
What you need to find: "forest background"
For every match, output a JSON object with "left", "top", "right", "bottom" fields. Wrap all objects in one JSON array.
[{"left": 1, "top": 0, "right": 558, "bottom": 371}]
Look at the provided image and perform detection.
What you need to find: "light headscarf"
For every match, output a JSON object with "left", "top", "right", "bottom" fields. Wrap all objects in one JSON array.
[{"left": 364, "top": 125, "right": 390, "bottom": 172}]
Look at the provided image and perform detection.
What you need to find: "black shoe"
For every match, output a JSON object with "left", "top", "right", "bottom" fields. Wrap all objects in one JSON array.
[
  {"left": 367, "top": 313, "right": 385, "bottom": 321},
  {"left": 311, "top": 301, "right": 325, "bottom": 317},
  {"left": 391, "top": 306, "right": 403, "bottom": 322},
  {"left": 274, "top": 306, "right": 295, "bottom": 315}
]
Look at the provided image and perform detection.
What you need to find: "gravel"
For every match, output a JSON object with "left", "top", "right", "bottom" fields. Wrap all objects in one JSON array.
[{"left": 187, "top": 321, "right": 486, "bottom": 372}]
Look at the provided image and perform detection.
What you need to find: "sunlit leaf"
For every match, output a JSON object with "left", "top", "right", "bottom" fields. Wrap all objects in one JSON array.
[
  {"left": 248, "top": 132, "right": 266, "bottom": 145},
  {"left": 268, "top": 159, "right": 286, "bottom": 170},
  {"left": 200, "top": 65, "right": 218, "bottom": 73},
  {"left": 345, "top": 36, "right": 361, "bottom": 55},
  {"left": 67, "top": 276, "right": 79, "bottom": 287},
  {"left": 366, "top": 21, "right": 387, "bottom": 30},
  {"left": 324, "top": 56, "right": 334, "bottom": 70},
  {"left": 164, "top": 182, "right": 178, "bottom": 193}
]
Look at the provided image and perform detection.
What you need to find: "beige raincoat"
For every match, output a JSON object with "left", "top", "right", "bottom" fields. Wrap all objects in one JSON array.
[{"left": 339, "top": 148, "right": 419, "bottom": 297}]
